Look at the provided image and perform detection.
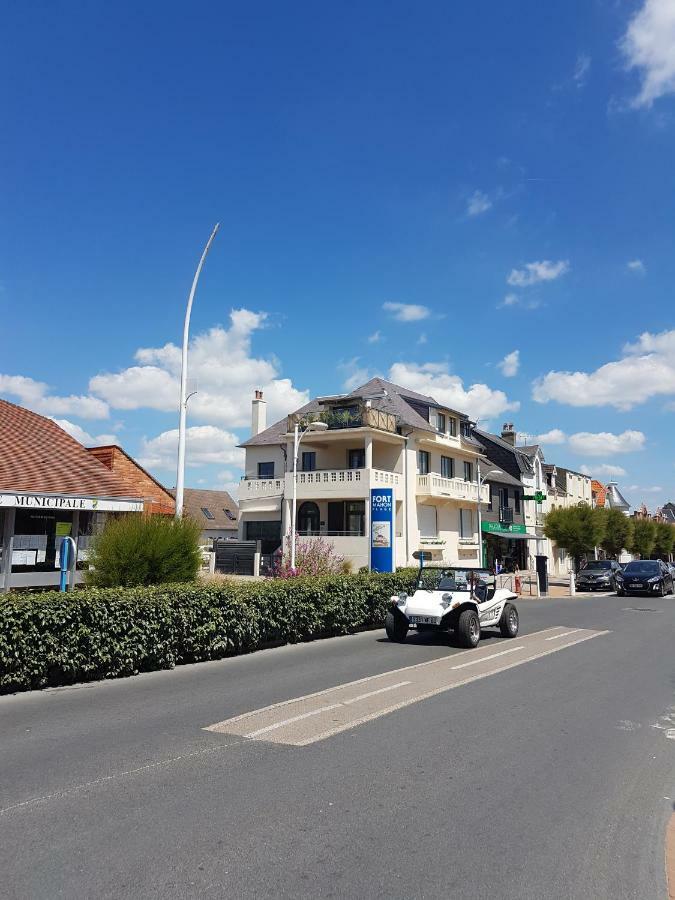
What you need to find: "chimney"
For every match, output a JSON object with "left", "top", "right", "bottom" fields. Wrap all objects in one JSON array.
[
  {"left": 501, "top": 422, "right": 516, "bottom": 446},
  {"left": 251, "top": 389, "right": 267, "bottom": 436}
]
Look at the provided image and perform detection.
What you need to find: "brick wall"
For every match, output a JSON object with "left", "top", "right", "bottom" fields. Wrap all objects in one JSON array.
[{"left": 88, "top": 446, "right": 175, "bottom": 515}]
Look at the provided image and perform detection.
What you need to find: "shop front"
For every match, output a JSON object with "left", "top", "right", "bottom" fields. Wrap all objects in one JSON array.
[{"left": 481, "top": 521, "right": 536, "bottom": 572}]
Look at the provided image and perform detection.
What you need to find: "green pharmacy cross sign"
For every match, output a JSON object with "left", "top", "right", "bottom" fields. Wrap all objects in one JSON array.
[{"left": 523, "top": 492, "right": 546, "bottom": 502}]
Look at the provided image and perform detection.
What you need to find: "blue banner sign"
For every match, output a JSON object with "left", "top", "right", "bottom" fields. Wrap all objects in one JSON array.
[{"left": 370, "top": 488, "right": 394, "bottom": 572}]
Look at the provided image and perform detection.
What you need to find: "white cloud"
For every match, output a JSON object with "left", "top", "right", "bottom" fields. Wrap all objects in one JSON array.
[
  {"left": 382, "top": 302, "right": 431, "bottom": 322},
  {"left": 533, "top": 328, "right": 675, "bottom": 410},
  {"left": 338, "top": 358, "right": 372, "bottom": 391},
  {"left": 498, "top": 350, "right": 520, "bottom": 377},
  {"left": 388, "top": 361, "right": 519, "bottom": 420},
  {"left": 627, "top": 484, "right": 662, "bottom": 494},
  {"left": 417, "top": 333, "right": 428, "bottom": 345},
  {"left": 467, "top": 190, "right": 492, "bottom": 217},
  {"left": 580, "top": 463, "right": 628, "bottom": 478},
  {"left": 627, "top": 258, "right": 646, "bottom": 274},
  {"left": 497, "top": 293, "right": 541, "bottom": 311},
  {"left": 507, "top": 260, "right": 569, "bottom": 287},
  {"left": 536, "top": 428, "right": 567, "bottom": 445},
  {"left": 51, "top": 418, "right": 119, "bottom": 447},
  {"left": 621, "top": 0, "right": 675, "bottom": 107},
  {"left": 567, "top": 430, "right": 646, "bottom": 456},
  {"left": 89, "top": 309, "right": 309, "bottom": 428},
  {"left": 367, "top": 330, "right": 383, "bottom": 344},
  {"left": 0, "top": 374, "right": 109, "bottom": 419},
  {"left": 138, "top": 425, "right": 244, "bottom": 472},
  {"left": 573, "top": 54, "right": 591, "bottom": 87}
]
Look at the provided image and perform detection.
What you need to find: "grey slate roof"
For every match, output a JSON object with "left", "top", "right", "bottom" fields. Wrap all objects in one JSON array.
[
  {"left": 240, "top": 377, "right": 475, "bottom": 447},
  {"left": 472, "top": 428, "right": 534, "bottom": 476},
  {"left": 169, "top": 488, "right": 238, "bottom": 529}
]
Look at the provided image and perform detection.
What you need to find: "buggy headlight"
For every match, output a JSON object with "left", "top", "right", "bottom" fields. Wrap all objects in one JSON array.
[
  {"left": 440, "top": 593, "right": 452, "bottom": 609},
  {"left": 397, "top": 592, "right": 407, "bottom": 606}
]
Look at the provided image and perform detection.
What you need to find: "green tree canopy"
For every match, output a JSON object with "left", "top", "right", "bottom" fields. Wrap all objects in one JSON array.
[
  {"left": 599, "top": 508, "right": 634, "bottom": 559},
  {"left": 629, "top": 518, "right": 657, "bottom": 559},
  {"left": 653, "top": 522, "right": 674, "bottom": 560},
  {"left": 543, "top": 504, "right": 606, "bottom": 571}
]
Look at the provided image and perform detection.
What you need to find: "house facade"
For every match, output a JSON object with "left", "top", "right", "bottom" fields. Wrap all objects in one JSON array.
[{"left": 238, "top": 380, "right": 489, "bottom": 571}]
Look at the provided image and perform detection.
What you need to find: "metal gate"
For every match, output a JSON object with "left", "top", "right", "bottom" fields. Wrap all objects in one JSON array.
[{"left": 214, "top": 539, "right": 258, "bottom": 576}]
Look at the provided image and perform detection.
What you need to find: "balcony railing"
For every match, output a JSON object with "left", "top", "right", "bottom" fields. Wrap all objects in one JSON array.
[
  {"left": 239, "top": 477, "right": 285, "bottom": 500},
  {"left": 500, "top": 506, "right": 514, "bottom": 524},
  {"left": 287, "top": 406, "right": 397, "bottom": 435},
  {"left": 416, "top": 474, "right": 489, "bottom": 503},
  {"left": 297, "top": 529, "right": 365, "bottom": 537}
]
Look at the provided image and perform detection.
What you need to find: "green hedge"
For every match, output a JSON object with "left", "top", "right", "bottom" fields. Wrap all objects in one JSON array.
[{"left": 0, "top": 570, "right": 419, "bottom": 694}]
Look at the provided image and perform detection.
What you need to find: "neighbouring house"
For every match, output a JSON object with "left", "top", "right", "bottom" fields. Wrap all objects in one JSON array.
[
  {"left": 657, "top": 502, "right": 675, "bottom": 525},
  {"left": 170, "top": 488, "right": 238, "bottom": 545},
  {"left": 591, "top": 480, "right": 607, "bottom": 508},
  {"left": 0, "top": 399, "right": 143, "bottom": 591},
  {"left": 238, "top": 381, "right": 489, "bottom": 571},
  {"left": 87, "top": 445, "right": 175, "bottom": 515}
]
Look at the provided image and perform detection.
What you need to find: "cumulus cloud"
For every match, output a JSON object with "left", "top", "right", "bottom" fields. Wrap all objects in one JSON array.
[
  {"left": 507, "top": 260, "right": 569, "bottom": 287},
  {"left": 627, "top": 258, "right": 646, "bottom": 274},
  {"left": 89, "top": 309, "right": 309, "bottom": 428},
  {"left": 498, "top": 350, "right": 520, "bottom": 377},
  {"left": 367, "top": 330, "right": 383, "bottom": 344},
  {"left": 388, "top": 361, "right": 519, "bottom": 420},
  {"left": 621, "top": 0, "right": 675, "bottom": 107},
  {"left": 580, "top": 463, "right": 628, "bottom": 478},
  {"left": 533, "top": 328, "right": 675, "bottom": 410},
  {"left": 536, "top": 428, "right": 567, "bottom": 445},
  {"left": 382, "top": 302, "right": 431, "bottom": 322},
  {"left": 137, "top": 425, "right": 244, "bottom": 471},
  {"left": 0, "top": 374, "right": 109, "bottom": 419},
  {"left": 567, "top": 430, "right": 646, "bottom": 456},
  {"left": 467, "top": 190, "right": 492, "bottom": 216},
  {"left": 338, "top": 358, "right": 372, "bottom": 391},
  {"left": 51, "top": 418, "right": 119, "bottom": 447}
]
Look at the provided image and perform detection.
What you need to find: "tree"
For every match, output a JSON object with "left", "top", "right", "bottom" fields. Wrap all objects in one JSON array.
[
  {"left": 629, "top": 518, "right": 656, "bottom": 559},
  {"left": 652, "top": 522, "right": 674, "bottom": 560},
  {"left": 599, "top": 508, "right": 634, "bottom": 559},
  {"left": 543, "top": 504, "right": 606, "bottom": 572},
  {"left": 87, "top": 514, "right": 202, "bottom": 587}
]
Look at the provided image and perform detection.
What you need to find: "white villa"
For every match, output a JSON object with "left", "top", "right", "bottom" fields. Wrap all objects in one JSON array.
[{"left": 237, "top": 379, "right": 489, "bottom": 571}]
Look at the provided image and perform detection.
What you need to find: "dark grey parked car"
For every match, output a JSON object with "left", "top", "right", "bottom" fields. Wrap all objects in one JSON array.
[
  {"left": 576, "top": 559, "right": 623, "bottom": 592},
  {"left": 616, "top": 560, "right": 674, "bottom": 597}
]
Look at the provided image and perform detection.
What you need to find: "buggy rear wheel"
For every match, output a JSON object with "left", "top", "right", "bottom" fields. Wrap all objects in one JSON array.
[{"left": 499, "top": 603, "right": 519, "bottom": 638}]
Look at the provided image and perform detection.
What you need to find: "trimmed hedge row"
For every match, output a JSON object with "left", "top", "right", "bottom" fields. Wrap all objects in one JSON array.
[{"left": 0, "top": 570, "right": 419, "bottom": 694}]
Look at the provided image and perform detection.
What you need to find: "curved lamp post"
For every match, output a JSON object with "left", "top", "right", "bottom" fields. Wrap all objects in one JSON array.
[
  {"left": 175, "top": 223, "right": 220, "bottom": 519},
  {"left": 290, "top": 420, "right": 328, "bottom": 569}
]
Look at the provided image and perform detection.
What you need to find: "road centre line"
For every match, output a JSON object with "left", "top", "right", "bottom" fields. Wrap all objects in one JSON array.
[
  {"left": 451, "top": 646, "right": 524, "bottom": 670},
  {"left": 342, "top": 681, "right": 412, "bottom": 705},
  {"left": 545, "top": 630, "right": 580, "bottom": 641},
  {"left": 205, "top": 627, "right": 568, "bottom": 734},
  {"left": 246, "top": 703, "right": 342, "bottom": 738}
]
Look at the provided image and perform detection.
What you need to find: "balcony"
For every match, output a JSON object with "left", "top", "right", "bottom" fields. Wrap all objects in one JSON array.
[
  {"left": 500, "top": 506, "right": 514, "bottom": 524},
  {"left": 287, "top": 405, "right": 397, "bottom": 435},
  {"left": 288, "top": 467, "right": 401, "bottom": 499},
  {"left": 239, "top": 477, "right": 285, "bottom": 501},
  {"left": 416, "top": 474, "right": 489, "bottom": 504}
]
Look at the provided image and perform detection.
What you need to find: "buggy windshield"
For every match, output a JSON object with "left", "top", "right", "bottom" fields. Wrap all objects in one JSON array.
[{"left": 420, "top": 567, "right": 493, "bottom": 592}]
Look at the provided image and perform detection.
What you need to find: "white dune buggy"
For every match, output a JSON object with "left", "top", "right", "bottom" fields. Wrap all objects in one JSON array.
[{"left": 386, "top": 556, "right": 520, "bottom": 649}]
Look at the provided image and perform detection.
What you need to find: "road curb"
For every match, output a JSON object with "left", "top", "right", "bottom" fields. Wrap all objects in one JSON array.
[{"left": 667, "top": 812, "right": 675, "bottom": 900}]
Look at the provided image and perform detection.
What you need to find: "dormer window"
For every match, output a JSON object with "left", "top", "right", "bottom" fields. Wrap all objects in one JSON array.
[
  {"left": 437, "top": 413, "right": 446, "bottom": 434},
  {"left": 448, "top": 417, "right": 457, "bottom": 437}
]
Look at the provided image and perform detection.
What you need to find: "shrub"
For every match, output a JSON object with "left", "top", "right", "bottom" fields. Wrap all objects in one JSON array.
[
  {"left": 273, "top": 536, "right": 346, "bottom": 578},
  {"left": 0, "top": 570, "right": 419, "bottom": 693},
  {"left": 87, "top": 515, "right": 202, "bottom": 587}
]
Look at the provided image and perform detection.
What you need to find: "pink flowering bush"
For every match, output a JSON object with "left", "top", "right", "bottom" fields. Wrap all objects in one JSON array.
[{"left": 273, "top": 536, "right": 348, "bottom": 578}]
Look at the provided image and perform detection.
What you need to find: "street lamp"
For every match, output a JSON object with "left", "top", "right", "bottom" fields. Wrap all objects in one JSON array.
[
  {"left": 174, "top": 223, "right": 220, "bottom": 519},
  {"left": 290, "top": 419, "right": 328, "bottom": 570},
  {"left": 476, "top": 461, "right": 501, "bottom": 567}
]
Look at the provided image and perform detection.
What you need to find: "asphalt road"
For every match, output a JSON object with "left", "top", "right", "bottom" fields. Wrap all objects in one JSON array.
[{"left": 2, "top": 591, "right": 675, "bottom": 899}]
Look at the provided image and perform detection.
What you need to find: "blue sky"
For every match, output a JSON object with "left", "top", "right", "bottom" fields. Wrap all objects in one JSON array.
[{"left": 1, "top": 0, "right": 674, "bottom": 508}]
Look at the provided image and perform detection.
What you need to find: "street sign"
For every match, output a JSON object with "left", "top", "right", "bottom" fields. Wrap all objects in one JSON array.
[
  {"left": 370, "top": 488, "right": 394, "bottom": 573},
  {"left": 523, "top": 492, "right": 546, "bottom": 502}
]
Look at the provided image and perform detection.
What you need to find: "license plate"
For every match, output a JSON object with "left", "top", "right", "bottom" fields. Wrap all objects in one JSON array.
[
  {"left": 630, "top": 582, "right": 643, "bottom": 588},
  {"left": 409, "top": 615, "right": 439, "bottom": 625}
]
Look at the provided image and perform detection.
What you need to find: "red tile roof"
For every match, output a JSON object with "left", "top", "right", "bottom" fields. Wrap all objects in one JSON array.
[{"left": 0, "top": 398, "right": 140, "bottom": 498}]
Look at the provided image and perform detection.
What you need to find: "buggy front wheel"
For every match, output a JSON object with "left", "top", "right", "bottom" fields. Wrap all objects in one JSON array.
[
  {"left": 385, "top": 611, "right": 408, "bottom": 643},
  {"left": 499, "top": 603, "right": 519, "bottom": 638}
]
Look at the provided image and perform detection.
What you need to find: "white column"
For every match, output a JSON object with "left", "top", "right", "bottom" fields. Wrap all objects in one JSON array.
[
  {"left": 364, "top": 434, "right": 373, "bottom": 470},
  {"left": 1, "top": 507, "right": 16, "bottom": 594}
]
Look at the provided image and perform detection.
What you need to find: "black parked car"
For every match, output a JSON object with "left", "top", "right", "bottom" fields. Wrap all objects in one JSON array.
[
  {"left": 616, "top": 560, "right": 674, "bottom": 597},
  {"left": 576, "top": 559, "right": 623, "bottom": 592}
]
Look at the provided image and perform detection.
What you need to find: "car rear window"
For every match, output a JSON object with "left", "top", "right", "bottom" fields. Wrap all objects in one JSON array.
[{"left": 584, "top": 561, "right": 613, "bottom": 570}]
